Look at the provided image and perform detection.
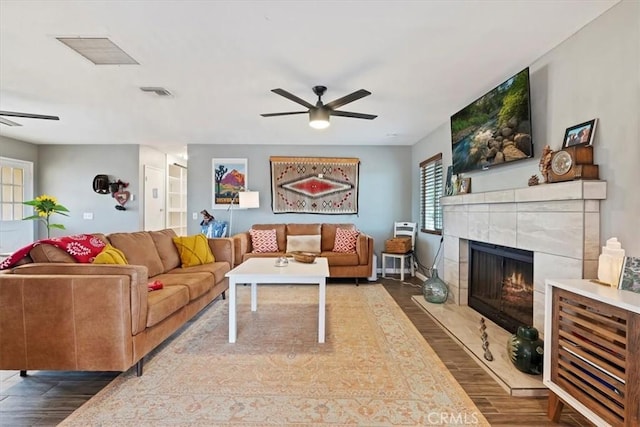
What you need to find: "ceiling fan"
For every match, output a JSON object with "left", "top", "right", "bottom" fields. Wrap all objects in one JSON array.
[
  {"left": 261, "top": 86, "right": 377, "bottom": 129},
  {"left": 0, "top": 110, "right": 60, "bottom": 127}
]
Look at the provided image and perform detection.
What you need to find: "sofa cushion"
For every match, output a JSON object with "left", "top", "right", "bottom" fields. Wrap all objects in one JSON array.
[
  {"left": 333, "top": 228, "right": 359, "bottom": 253},
  {"left": 92, "top": 245, "right": 128, "bottom": 265},
  {"left": 146, "top": 285, "right": 189, "bottom": 327},
  {"left": 250, "top": 229, "right": 279, "bottom": 253},
  {"left": 286, "top": 235, "right": 321, "bottom": 253},
  {"left": 321, "top": 223, "right": 356, "bottom": 251},
  {"left": 172, "top": 234, "right": 214, "bottom": 267},
  {"left": 29, "top": 244, "right": 76, "bottom": 263},
  {"left": 286, "top": 223, "right": 321, "bottom": 236},
  {"left": 108, "top": 231, "right": 165, "bottom": 277},
  {"left": 250, "top": 224, "right": 286, "bottom": 251},
  {"left": 153, "top": 271, "right": 213, "bottom": 302},
  {"left": 321, "top": 251, "right": 360, "bottom": 266},
  {"left": 150, "top": 229, "right": 181, "bottom": 272},
  {"left": 168, "top": 261, "right": 231, "bottom": 287}
]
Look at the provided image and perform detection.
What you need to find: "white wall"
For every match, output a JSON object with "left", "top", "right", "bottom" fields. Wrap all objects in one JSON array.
[
  {"left": 187, "top": 144, "right": 413, "bottom": 257},
  {"left": 413, "top": 0, "right": 640, "bottom": 261},
  {"left": 36, "top": 145, "right": 141, "bottom": 237}
]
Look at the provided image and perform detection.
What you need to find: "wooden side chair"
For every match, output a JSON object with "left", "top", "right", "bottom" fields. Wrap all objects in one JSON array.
[{"left": 381, "top": 222, "right": 417, "bottom": 281}]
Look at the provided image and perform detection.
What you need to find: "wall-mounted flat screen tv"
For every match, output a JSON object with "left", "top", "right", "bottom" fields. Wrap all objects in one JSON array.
[{"left": 451, "top": 68, "right": 532, "bottom": 174}]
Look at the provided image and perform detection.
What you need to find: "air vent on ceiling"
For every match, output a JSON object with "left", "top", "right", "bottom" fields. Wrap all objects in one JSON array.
[
  {"left": 140, "top": 87, "right": 173, "bottom": 97},
  {"left": 57, "top": 37, "right": 139, "bottom": 65}
]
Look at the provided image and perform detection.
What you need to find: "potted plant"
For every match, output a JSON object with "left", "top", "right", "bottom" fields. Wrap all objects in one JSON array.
[{"left": 23, "top": 195, "right": 70, "bottom": 238}]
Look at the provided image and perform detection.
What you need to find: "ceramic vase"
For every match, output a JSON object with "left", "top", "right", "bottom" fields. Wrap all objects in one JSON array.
[{"left": 507, "top": 325, "right": 544, "bottom": 375}]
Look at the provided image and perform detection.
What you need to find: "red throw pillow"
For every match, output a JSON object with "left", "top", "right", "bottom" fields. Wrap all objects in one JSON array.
[
  {"left": 249, "top": 229, "right": 279, "bottom": 253},
  {"left": 333, "top": 228, "right": 359, "bottom": 253}
]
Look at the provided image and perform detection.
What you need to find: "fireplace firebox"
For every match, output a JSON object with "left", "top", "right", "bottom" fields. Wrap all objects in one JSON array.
[{"left": 468, "top": 241, "right": 534, "bottom": 334}]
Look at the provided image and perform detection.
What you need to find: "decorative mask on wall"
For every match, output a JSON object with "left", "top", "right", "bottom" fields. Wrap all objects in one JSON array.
[
  {"left": 111, "top": 180, "right": 130, "bottom": 210},
  {"left": 92, "top": 175, "right": 110, "bottom": 194},
  {"left": 92, "top": 175, "right": 130, "bottom": 210}
]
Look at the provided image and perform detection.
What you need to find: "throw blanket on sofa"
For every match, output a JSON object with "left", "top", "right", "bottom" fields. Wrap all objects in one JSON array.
[{"left": 0, "top": 234, "right": 106, "bottom": 270}]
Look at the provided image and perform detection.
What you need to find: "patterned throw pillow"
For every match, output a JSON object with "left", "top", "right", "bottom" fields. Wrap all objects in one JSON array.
[
  {"left": 333, "top": 228, "right": 359, "bottom": 253},
  {"left": 250, "top": 229, "right": 279, "bottom": 253},
  {"left": 172, "top": 234, "right": 215, "bottom": 267}
]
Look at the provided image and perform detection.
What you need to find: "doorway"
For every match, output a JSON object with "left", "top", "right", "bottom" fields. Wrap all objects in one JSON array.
[
  {"left": 0, "top": 157, "right": 34, "bottom": 252},
  {"left": 143, "top": 165, "right": 166, "bottom": 231}
]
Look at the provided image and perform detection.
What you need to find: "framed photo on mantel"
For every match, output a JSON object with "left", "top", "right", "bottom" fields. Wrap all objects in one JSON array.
[{"left": 562, "top": 118, "right": 597, "bottom": 148}]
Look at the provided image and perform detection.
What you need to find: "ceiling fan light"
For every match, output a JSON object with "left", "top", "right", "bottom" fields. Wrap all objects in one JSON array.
[{"left": 309, "top": 109, "right": 330, "bottom": 129}]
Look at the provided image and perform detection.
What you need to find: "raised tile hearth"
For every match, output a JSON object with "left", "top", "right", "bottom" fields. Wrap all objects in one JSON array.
[{"left": 430, "top": 180, "right": 607, "bottom": 396}]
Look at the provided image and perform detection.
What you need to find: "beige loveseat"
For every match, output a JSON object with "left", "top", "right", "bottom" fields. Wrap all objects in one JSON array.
[
  {"left": 0, "top": 229, "right": 232, "bottom": 376},
  {"left": 233, "top": 223, "right": 374, "bottom": 282}
]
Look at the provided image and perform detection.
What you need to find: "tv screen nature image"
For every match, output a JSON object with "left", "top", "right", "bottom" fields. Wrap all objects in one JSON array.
[{"left": 451, "top": 68, "right": 532, "bottom": 174}]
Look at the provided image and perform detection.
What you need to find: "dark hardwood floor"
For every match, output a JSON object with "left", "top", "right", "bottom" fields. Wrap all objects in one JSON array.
[{"left": 0, "top": 276, "right": 592, "bottom": 426}]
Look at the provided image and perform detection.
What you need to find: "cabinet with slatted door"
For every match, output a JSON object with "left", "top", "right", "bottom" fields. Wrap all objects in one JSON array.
[{"left": 544, "top": 279, "right": 640, "bottom": 426}]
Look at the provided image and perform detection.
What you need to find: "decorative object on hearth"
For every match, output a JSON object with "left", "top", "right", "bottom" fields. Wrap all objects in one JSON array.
[
  {"left": 507, "top": 325, "right": 544, "bottom": 375},
  {"left": 270, "top": 156, "right": 359, "bottom": 214},
  {"left": 261, "top": 86, "right": 376, "bottom": 129},
  {"left": 423, "top": 237, "right": 448, "bottom": 304},
  {"left": 547, "top": 145, "right": 599, "bottom": 183},
  {"left": 539, "top": 144, "right": 553, "bottom": 183},
  {"left": 528, "top": 175, "right": 539, "bottom": 186},
  {"left": 562, "top": 118, "right": 597, "bottom": 148},
  {"left": 597, "top": 237, "right": 626, "bottom": 287},
  {"left": 479, "top": 318, "right": 494, "bottom": 361},
  {"left": 22, "top": 194, "right": 69, "bottom": 238}
]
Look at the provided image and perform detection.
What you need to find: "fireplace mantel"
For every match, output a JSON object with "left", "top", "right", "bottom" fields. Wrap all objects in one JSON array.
[{"left": 441, "top": 180, "right": 606, "bottom": 330}]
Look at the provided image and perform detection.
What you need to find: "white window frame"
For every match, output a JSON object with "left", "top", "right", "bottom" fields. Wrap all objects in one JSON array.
[{"left": 420, "top": 153, "right": 443, "bottom": 235}]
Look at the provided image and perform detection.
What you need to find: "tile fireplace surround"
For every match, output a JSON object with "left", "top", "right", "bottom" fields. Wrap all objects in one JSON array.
[{"left": 442, "top": 180, "right": 607, "bottom": 333}]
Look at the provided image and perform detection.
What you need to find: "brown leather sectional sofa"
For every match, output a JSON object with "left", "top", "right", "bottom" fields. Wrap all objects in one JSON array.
[
  {"left": 233, "top": 223, "right": 374, "bottom": 282},
  {"left": 0, "top": 229, "right": 232, "bottom": 376}
]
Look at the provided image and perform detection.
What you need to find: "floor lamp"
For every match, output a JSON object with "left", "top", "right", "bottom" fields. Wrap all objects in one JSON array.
[{"left": 227, "top": 191, "right": 260, "bottom": 237}]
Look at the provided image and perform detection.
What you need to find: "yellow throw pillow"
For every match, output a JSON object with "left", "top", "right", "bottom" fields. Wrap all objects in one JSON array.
[
  {"left": 172, "top": 234, "right": 214, "bottom": 267},
  {"left": 93, "top": 244, "right": 128, "bottom": 265}
]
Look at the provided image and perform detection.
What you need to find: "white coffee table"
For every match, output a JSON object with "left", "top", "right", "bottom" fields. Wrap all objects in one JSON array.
[{"left": 225, "top": 257, "right": 330, "bottom": 343}]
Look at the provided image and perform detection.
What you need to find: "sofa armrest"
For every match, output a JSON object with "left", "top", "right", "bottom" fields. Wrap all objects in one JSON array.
[
  {"left": 231, "top": 232, "right": 251, "bottom": 266},
  {"left": 356, "top": 233, "right": 374, "bottom": 265},
  {"left": 207, "top": 237, "right": 234, "bottom": 268},
  {"left": 8, "top": 263, "right": 149, "bottom": 335}
]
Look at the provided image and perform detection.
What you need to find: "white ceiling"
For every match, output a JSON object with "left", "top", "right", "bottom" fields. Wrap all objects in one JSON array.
[{"left": 0, "top": 0, "right": 619, "bottom": 156}]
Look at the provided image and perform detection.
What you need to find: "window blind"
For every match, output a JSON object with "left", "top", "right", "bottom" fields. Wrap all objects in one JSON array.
[{"left": 420, "top": 153, "right": 443, "bottom": 234}]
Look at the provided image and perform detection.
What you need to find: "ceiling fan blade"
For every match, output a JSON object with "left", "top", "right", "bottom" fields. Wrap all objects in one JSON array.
[
  {"left": 261, "top": 111, "right": 308, "bottom": 117},
  {"left": 271, "top": 89, "right": 315, "bottom": 109},
  {"left": 324, "top": 89, "right": 371, "bottom": 110},
  {"left": 0, "top": 110, "right": 60, "bottom": 120},
  {"left": 330, "top": 110, "right": 377, "bottom": 120},
  {"left": 0, "top": 117, "right": 22, "bottom": 126}
]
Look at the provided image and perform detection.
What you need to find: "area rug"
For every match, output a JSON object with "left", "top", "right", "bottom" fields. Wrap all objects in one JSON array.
[{"left": 61, "top": 284, "right": 488, "bottom": 426}]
